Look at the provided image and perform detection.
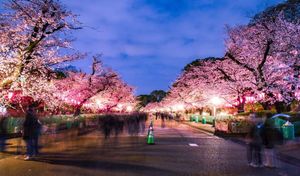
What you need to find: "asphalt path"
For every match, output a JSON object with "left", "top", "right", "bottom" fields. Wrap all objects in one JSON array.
[{"left": 0, "top": 120, "right": 299, "bottom": 176}]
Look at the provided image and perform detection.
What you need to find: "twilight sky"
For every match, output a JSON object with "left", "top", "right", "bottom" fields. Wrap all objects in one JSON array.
[{"left": 64, "top": 0, "right": 283, "bottom": 95}]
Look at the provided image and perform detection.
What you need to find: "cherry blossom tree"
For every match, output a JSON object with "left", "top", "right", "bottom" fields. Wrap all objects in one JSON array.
[
  {"left": 90, "top": 76, "right": 136, "bottom": 113},
  {"left": 55, "top": 55, "right": 136, "bottom": 116},
  {"left": 146, "top": 6, "right": 300, "bottom": 114},
  {"left": 159, "top": 58, "right": 252, "bottom": 113},
  {"left": 212, "top": 58, "right": 254, "bottom": 112},
  {"left": 0, "top": 0, "right": 82, "bottom": 109},
  {"left": 152, "top": 58, "right": 222, "bottom": 113},
  {"left": 225, "top": 13, "right": 300, "bottom": 111}
]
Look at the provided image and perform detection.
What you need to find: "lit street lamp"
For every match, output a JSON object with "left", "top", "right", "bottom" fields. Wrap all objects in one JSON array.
[{"left": 211, "top": 97, "right": 222, "bottom": 126}]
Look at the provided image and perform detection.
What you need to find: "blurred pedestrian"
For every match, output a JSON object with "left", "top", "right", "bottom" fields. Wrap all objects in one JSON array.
[
  {"left": 23, "top": 105, "right": 41, "bottom": 160},
  {"left": 0, "top": 115, "right": 8, "bottom": 152},
  {"left": 246, "top": 114, "right": 263, "bottom": 167},
  {"left": 161, "top": 114, "right": 166, "bottom": 128},
  {"left": 100, "top": 116, "right": 112, "bottom": 139},
  {"left": 261, "top": 113, "right": 284, "bottom": 168}
]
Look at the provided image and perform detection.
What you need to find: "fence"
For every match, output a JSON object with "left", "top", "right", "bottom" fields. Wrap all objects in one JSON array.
[{"left": 2, "top": 113, "right": 148, "bottom": 137}]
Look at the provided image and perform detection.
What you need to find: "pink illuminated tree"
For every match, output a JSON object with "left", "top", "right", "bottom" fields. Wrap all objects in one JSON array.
[
  {"left": 225, "top": 13, "right": 300, "bottom": 111},
  {"left": 0, "top": 0, "right": 82, "bottom": 109},
  {"left": 162, "top": 58, "right": 252, "bottom": 112},
  {"left": 145, "top": 8, "right": 300, "bottom": 113},
  {"left": 55, "top": 55, "right": 136, "bottom": 115}
]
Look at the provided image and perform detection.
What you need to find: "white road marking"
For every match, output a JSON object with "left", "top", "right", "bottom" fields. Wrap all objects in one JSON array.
[{"left": 188, "top": 143, "right": 199, "bottom": 147}]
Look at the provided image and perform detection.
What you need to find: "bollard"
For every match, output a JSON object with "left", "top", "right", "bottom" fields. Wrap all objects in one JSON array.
[
  {"left": 282, "top": 121, "right": 295, "bottom": 140},
  {"left": 195, "top": 115, "right": 199, "bottom": 123},
  {"left": 202, "top": 117, "right": 206, "bottom": 124},
  {"left": 147, "top": 121, "right": 155, "bottom": 145}
]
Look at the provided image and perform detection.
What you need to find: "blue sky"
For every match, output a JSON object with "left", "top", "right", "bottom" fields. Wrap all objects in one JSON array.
[{"left": 64, "top": 0, "right": 284, "bottom": 95}]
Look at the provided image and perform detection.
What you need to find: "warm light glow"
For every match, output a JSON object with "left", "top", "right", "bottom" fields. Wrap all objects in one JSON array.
[
  {"left": 295, "top": 91, "right": 300, "bottom": 100},
  {"left": 225, "top": 104, "right": 233, "bottom": 108},
  {"left": 126, "top": 105, "right": 133, "bottom": 112},
  {"left": 258, "top": 93, "right": 265, "bottom": 99},
  {"left": 211, "top": 97, "right": 222, "bottom": 106},
  {"left": 0, "top": 106, "right": 7, "bottom": 115},
  {"left": 8, "top": 92, "right": 13, "bottom": 100},
  {"left": 117, "top": 104, "right": 123, "bottom": 109},
  {"left": 95, "top": 99, "right": 102, "bottom": 106},
  {"left": 218, "top": 112, "right": 228, "bottom": 116},
  {"left": 245, "top": 96, "right": 255, "bottom": 103},
  {"left": 173, "top": 104, "right": 184, "bottom": 111},
  {"left": 202, "top": 112, "right": 209, "bottom": 116}
]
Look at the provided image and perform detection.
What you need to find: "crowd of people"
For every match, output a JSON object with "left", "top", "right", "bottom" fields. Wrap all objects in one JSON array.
[
  {"left": 246, "top": 113, "right": 284, "bottom": 168},
  {"left": 98, "top": 113, "right": 147, "bottom": 139},
  {"left": 0, "top": 110, "right": 148, "bottom": 160},
  {"left": 0, "top": 108, "right": 287, "bottom": 165}
]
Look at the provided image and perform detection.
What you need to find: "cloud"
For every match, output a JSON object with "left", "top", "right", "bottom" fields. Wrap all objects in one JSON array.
[{"left": 64, "top": 0, "right": 284, "bottom": 94}]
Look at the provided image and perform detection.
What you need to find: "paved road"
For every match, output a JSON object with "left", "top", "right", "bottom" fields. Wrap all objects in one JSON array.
[{"left": 0, "top": 120, "right": 299, "bottom": 176}]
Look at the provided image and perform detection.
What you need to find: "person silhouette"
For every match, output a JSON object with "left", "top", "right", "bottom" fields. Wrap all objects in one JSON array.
[
  {"left": 23, "top": 105, "right": 41, "bottom": 160},
  {"left": 0, "top": 115, "right": 8, "bottom": 152}
]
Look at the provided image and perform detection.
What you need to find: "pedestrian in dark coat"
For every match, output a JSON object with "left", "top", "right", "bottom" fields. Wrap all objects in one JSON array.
[
  {"left": 246, "top": 115, "right": 263, "bottom": 167},
  {"left": 261, "top": 114, "right": 283, "bottom": 168},
  {"left": 0, "top": 115, "right": 8, "bottom": 152},
  {"left": 23, "top": 106, "right": 41, "bottom": 160}
]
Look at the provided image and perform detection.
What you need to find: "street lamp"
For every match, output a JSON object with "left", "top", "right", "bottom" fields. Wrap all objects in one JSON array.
[
  {"left": 211, "top": 97, "right": 222, "bottom": 116},
  {"left": 211, "top": 97, "right": 222, "bottom": 126}
]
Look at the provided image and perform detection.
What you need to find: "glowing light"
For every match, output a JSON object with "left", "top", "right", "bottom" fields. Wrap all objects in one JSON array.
[
  {"left": 258, "top": 93, "right": 265, "bottom": 99},
  {"left": 295, "top": 91, "right": 300, "bottom": 100},
  {"left": 8, "top": 92, "right": 13, "bottom": 100},
  {"left": 0, "top": 106, "right": 7, "bottom": 115},
  {"left": 277, "top": 93, "right": 283, "bottom": 100},
  {"left": 245, "top": 96, "right": 255, "bottom": 103},
  {"left": 95, "top": 99, "right": 101, "bottom": 105},
  {"left": 211, "top": 97, "right": 222, "bottom": 106},
  {"left": 126, "top": 105, "right": 133, "bottom": 112},
  {"left": 211, "top": 97, "right": 223, "bottom": 118},
  {"left": 218, "top": 112, "right": 228, "bottom": 116},
  {"left": 233, "top": 102, "right": 239, "bottom": 106},
  {"left": 117, "top": 104, "right": 123, "bottom": 109},
  {"left": 173, "top": 104, "right": 184, "bottom": 111},
  {"left": 225, "top": 104, "right": 233, "bottom": 108},
  {"left": 202, "top": 112, "right": 209, "bottom": 116}
]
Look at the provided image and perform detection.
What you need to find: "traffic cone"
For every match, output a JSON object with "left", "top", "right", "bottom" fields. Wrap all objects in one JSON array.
[{"left": 147, "top": 121, "right": 155, "bottom": 145}]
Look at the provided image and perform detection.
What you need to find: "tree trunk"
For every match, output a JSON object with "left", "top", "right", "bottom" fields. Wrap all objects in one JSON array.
[
  {"left": 261, "top": 102, "right": 271, "bottom": 110},
  {"left": 274, "top": 102, "right": 291, "bottom": 113},
  {"left": 237, "top": 102, "right": 245, "bottom": 113},
  {"left": 286, "top": 104, "right": 291, "bottom": 112},
  {"left": 236, "top": 96, "right": 245, "bottom": 113},
  {"left": 73, "top": 106, "right": 81, "bottom": 117},
  {"left": 197, "top": 108, "right": 203, "bottom": 115}
]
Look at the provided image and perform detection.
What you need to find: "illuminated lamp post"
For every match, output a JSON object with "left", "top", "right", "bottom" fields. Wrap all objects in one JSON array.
[
  {"left": 211, "top": 97, "right": 222, "bottom": 116},
  {"left": 211, "top": 97, "right": 222, "bottom": 127}
]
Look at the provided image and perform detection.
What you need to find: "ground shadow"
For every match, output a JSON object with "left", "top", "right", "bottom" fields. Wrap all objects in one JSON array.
[{"left": 33, "top": 152, "right": 179, "bottom": 175}]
